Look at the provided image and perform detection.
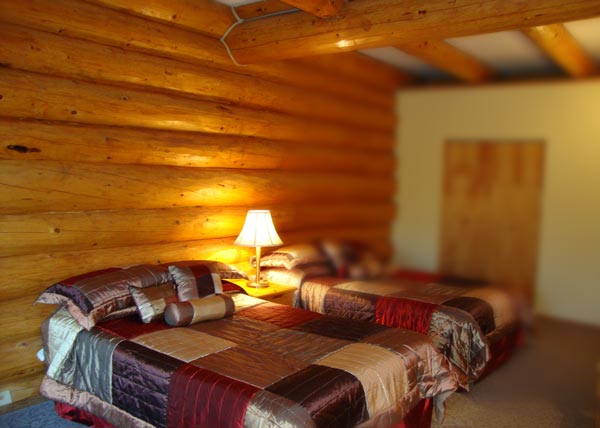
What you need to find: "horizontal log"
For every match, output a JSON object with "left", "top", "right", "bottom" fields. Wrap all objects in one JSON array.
[
  {"left": 84, "top": 0, "right": 401, "bottom": 96},
  {"left": 0, "top": 68, "right": 393, "bottom": 150},
  {"left": 0, "top": 203, "right": 394, "bottom": 257},
  {"left": 0, "top": 336, "right": 45, "bottom": 381},
  {"left": 0, "top": 225, "right": 391, "bottom": 301},
  {"left": 85, "top": 0, "right": 235, "bottom": 38},
  {"left": 0, "top": 296, "right": 55, "bottom": 345},
  {"left": 0, "top": 160, "right": 394, "bottom": 215},
  {"left": 0, "top": 120, "right": 394, "bottom": 172},
  {"left": 224, "top": 0, "right": 600, "bottom": 63},
  {"left": 0, "top": 120, "right": 394, "bottom": 174},
  {"left": 0, "top": 373, "right": 44, "bottom": 405},
  {"left": 0, "top": 0, "right": 393, "bottom": 109},
  {"left": 296, "top": 52, "right": 412, "bottom": 90},
  {"left": 279, "top": 0, "right": 344, "bottom": 18},
  {"left": 0, "top": 24, "right": 395, "bottom": 132},
  {"left": 235, "top": 0, "right": 294, "bottom": 19}
]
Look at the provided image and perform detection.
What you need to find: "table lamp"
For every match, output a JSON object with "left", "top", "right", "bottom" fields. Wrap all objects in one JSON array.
[{"left": 234, "top": 210, "right": 283, "bottom": 287}]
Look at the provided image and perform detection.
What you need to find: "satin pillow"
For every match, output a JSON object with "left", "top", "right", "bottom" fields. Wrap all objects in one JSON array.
[
  {"left": 253, "top": 243, "right": 329, "bottom": 270},
  {"left": 168, "top": 264, "right": 223, "bottom": 301},
  {"left": 130, "top": 282, "right": 178, "bottom": 323},
  {"left": 36, "top": 264, "right": 172, "bottom": 330},
  {"left": 164, "top": 294, "right": 235, "bottom": 327}
]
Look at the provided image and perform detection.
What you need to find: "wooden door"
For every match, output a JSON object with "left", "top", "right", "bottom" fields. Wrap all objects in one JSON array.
[{"left": 439, "top": 141, "right": 545, "bottom": 303}]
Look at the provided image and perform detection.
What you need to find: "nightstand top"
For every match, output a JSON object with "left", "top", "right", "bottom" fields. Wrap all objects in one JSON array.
[{"left": 228, "top": 278, "right": 297, "bottom": 300}]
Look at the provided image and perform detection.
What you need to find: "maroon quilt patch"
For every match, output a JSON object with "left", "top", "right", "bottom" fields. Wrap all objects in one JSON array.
[
  {"left": 168, "top": 364, "right": 259, "bottom": 428},
  {"left": 375, "top": 296, "right": 438, "bottom": 335}
]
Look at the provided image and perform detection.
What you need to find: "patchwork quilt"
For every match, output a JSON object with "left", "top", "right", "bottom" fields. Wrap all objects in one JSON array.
[
  {"left": 295, "top": 277, "right": 520, "bottom": 386},
  {"left": 41, "top": 294, "right": 457, "bottom": 428}
]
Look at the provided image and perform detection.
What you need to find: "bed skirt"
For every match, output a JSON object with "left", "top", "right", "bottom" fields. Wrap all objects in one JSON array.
[{"left": 54, "top": 397, "right": 434, "bottom": 428}]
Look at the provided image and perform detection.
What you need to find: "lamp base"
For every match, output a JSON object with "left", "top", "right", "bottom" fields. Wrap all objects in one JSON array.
[{"left": 246, "top": 280, "right": 269, "bottom": 288}]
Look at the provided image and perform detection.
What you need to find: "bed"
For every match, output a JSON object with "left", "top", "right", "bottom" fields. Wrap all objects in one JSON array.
[
  {"left": 257, "top": 242, "right": 523, "bottom": 387},
  {"left": 35, "top": 260, "right": 458, "bottom": 428}
]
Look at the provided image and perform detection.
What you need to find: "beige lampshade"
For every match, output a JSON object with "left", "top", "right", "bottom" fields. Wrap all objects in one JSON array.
[{"left": 234, "top": 210, "right": 283, "bottom": 247}]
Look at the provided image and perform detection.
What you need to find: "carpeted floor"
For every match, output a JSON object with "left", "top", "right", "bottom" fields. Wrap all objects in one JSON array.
[
  {"left": 439, "top": 316, "right": 600, "bottom": 428},
  {"left": 1, "top": 316, "right": 598, "bottom": 428},
  {"left": 0, "top": 400, "right": 87, "bottom": 428}
]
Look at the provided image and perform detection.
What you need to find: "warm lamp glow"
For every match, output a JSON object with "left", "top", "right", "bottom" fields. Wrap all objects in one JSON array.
[
  {"left": 234, "top": 210, "right": 283, "bottom": 247},
  {"left": 235, "top": 210, "right": 282, "bottom": 287}
]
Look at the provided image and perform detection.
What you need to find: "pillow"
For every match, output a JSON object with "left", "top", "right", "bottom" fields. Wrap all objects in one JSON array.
[
  {"left": 36, "top": 264, "right": 172, "bottom": 330},
  {"left": 320, "top": 240, "right": 385, "bottom": 280},
  {"left": 252, "top": 243, "right": 328, "bottom": 270},
  {"left": 130, "top": 282, "right": 178, "bottom": 323},
  {"left": 262, "top": 264, "right": 334, "bottom": 288},
  {"left": 164, "top": 260, "right": 248, "bottom": 280},
  {"left": 168, "top": 264, "right": 223, "bottom": 301},
  {"left": 164, "top": 294, "right": 235, "bottom": 327}
]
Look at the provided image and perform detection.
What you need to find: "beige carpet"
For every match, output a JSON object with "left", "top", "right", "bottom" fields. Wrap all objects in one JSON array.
[{"left": 437, "top": 317, "right": 600, "bottom": 428}]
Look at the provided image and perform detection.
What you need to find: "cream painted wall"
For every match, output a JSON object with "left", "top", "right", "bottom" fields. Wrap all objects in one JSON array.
[{"left": 394, "top": 80, "right": 600, "bottom": 326}]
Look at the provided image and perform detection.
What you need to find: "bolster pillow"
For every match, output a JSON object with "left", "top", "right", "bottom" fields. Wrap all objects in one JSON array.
[{"left": 164, "top": 294, "right": 235, "bottom": 327}]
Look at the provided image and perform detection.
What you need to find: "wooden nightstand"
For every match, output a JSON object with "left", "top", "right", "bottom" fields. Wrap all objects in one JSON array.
[{"left": 229, "top": 279, "right": 297, "bottom": 306}]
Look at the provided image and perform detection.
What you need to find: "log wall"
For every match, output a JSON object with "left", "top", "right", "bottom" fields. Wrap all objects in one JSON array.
[{"left": 0, "top": 0, "right": 397, "bottom": 404}]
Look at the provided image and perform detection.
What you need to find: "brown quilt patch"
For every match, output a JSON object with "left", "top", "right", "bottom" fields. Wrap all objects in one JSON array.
[
  {"left": 252, "top": 329, "right": 351, "bottom": 363},
  {"left": 191, "top": 346, "right": 307, "bottom": 388},
  {"left": 293, "top": 315, "right": 387, "bottom": 342}
]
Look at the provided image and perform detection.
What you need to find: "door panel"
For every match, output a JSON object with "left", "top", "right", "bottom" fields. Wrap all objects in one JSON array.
[{"left": 439, "top": 141, "right": 544, "bottom": 303}]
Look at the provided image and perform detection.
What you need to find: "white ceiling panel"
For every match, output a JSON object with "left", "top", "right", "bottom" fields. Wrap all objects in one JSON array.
[
  {"left": 564, "top": 17, "right": 600, "bottom": 63},
  {"left": 360, "top": 47, "right": 451, "bottom": 80},
  {"left": 446, "top": 30, "right": 561, "bottom": 77}
]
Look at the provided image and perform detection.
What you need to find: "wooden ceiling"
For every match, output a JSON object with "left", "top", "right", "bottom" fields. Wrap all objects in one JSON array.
[
  {"left": 84, "top": 0, "right": 600, "bottom": 87},
  {"left": 218, "top": 0, "right": 600, "bottom": 86}
]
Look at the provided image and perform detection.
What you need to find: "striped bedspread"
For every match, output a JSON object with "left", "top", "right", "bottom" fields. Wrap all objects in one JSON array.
[{"left": 40, "top": 293, "right": 457, "bottom": 428}]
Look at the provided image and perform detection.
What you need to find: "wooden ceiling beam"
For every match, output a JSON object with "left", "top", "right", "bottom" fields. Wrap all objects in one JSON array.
[
  {"left": 279, "top": 0, "right": 344, "bottom": 18},
  {"left": 397, "top": 40, "right": 493, "bottom": 83},
  {"left": 522, "top": 24, "right": 598, "bottom": 77},
  {"left": 85, "top": 0, "right": 235, "bottom": 38},
  {"left": 235, "top": 0, "right": 295, "bottom": 20},
  {"left": 224, "top": 0, "right": 600, "bottom": 64}
]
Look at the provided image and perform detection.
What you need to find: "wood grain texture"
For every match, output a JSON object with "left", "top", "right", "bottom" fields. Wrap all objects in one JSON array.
[
  {"left": 0, "top": 160, "right": 393, "bottom": 214},
  {"left": 85, "top": 0, "right": 236, "bottom": 37},
  {"left": 439, "top": 141, "right": 545, "bottom": 303},
  {"left": 0, "top": 0, "right": 396, "bottom": 403},
  {"left": 0, "top": 24, "right": 394, "bottom": 132},
  {"left": 296, "top": 52, "right": 412, "bottom": 90},
  {"left": 0, "top": 69, "right": 393, "bottom": 149},
  {"left": 0, "top": 120, "right": 394, "bottom": 174},
  {"left": 224, "top": 0, "right": 600, "bottom": 63},
  {"left": 0, "top": 0, "right": 394, "bottom": 109},
  {"left": 522, "top": 24, "right": 599, "bottom": 78},
  {"left": 0, "top": 373, "right": 44, "bottom": 404},
  {"left": 0, "top": 225, "right": 391, "bottom": 302},
  {"left": 0, "top": 203, "right": 394, "bottom": 257},
  {"left": 279, "top": 0, "right": 344, "bottom": 18},
  {"left": 235, "top": 0, "right": 295, "bottom": 19},
  {"left": 0, "top": 336, "right": 45, "bottom": 381},
  {"left": 397, "top": 40, "right": 493, "bottom": 83}
]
